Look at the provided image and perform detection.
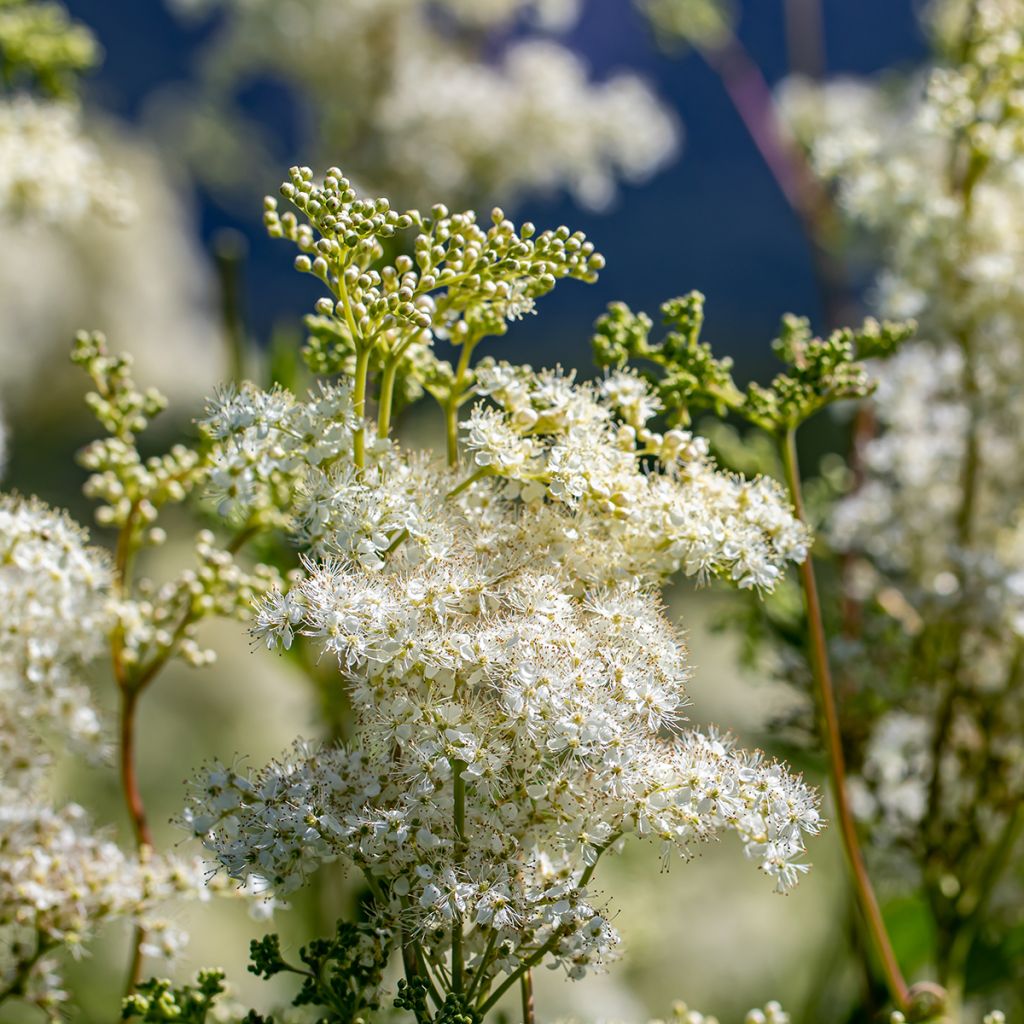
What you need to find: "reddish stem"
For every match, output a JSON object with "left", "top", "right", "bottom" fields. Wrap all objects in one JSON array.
[
  {"left": 119, "top": 686, "right": 153, "bottom": 851},
  {"left": 781, "top": 431, "right": 910, "bottom": 1013},
  {"left": 120, "top": 683, "right": 152, "bottom": 997}
]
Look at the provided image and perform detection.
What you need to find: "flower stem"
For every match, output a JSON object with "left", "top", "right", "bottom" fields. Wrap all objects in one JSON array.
[
  {"left": 213, "top": 228, "right": 249, "bottom": 384},
  {"left": 378, "top": 358, "right": 399, "bottom": 439},
  {"left": 779, "top": 428, "right": 910, "bottom": 1013},
  {"left": 0, "top": 932, "right": 52, "bottom": 1006},
  {"left": 452, "top": 760, "right": 467, "bottom": 994},
  {"left": 353, "top": 344, "right": 372, "bottom": 469},
  {"left": 478, "top": 936, "right": 558, "bottom": 1015},
  {"left": 444, "top": 340, "right": 478, "bottom": 467},
  {"left": 119, "top": 686, "right": 153, "bottom": 851},
  {"left": 520, "top": 969, "right": 535, "bottom": 1024}
]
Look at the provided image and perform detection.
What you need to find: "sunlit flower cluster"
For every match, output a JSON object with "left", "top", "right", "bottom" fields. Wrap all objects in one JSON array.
[
  {"left": 0, "top": 804, "right": 205, "bottom": 1012},
  {"left": 187, "top": 339, "right": 819, "bottom": 1011}
]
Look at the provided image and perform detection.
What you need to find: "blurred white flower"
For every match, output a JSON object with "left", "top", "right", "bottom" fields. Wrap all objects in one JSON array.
[{"left": 162, "top": 0, "right": 679, "bottom": 210}]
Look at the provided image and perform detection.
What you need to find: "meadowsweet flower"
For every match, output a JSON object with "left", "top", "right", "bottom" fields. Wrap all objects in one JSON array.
[
  {"left": 0, "top": 487, "right": 219, "bottom": 1013},
  {"left": 0, "top": 95, "right": 128, "bottom": 223},
  {"left": 186, "top": 368, "right": 819, "bottom": 1006},
  {"left": 0, "top": 494, "right": 111, "bottom": 770}
]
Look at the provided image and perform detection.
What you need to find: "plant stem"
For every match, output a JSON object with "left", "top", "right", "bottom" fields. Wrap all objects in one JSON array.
[
  {"left": 120, "top": 680, "right": 152, "bottom": 997},
  {"left": 520, "top": 969, "right": 535, "bottom": 1024},
  {"left": 465, "top": 929, "right": 499, "bottom": 1003},
  {"left": 399, "top": 894, "right": 442, "bottom": 1013},
  {"left": 112, "top": 511, "right": 153, "bottom": 998},
  {"left": 0, "top": 933, "right": 51, "bottom": 1006},
  {"left": 445, "top": 403, "right": 460, "bottom": 467},
  {"left": 444, "top": 340, "right": 478, "bottom": 467},
  {"left": 212, "top": 228, "right": 249, "bottom": 384},
  {"left": 378, "top": 358, "right": 399, "bottom": 439},
  {"left": 478, "top": 936, "right": 558, "bottom": 1015},
  {"left": 119, "top": 686, "right": 153, "bottom": 851},
  {"left": 353, "top": 345, "right": 372, "bottom": 469},
  {"left": 452, "top": 759, "right": 467, "bottom": 994},
  {"left": 474, "top": 838, "right": 618, "bottom": 1014},
  {"left": 779, "top": 428, "right": 910, "bottom": 1013}
]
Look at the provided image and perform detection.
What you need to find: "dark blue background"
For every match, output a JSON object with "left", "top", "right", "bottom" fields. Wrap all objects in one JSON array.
[{"left": 66, "top": 0, "right": 925, "bottom": 378}]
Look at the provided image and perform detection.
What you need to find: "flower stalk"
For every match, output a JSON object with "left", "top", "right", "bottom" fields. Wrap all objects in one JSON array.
[{"left": 779, "top": 428, "right": 910, "bottom": 1013}]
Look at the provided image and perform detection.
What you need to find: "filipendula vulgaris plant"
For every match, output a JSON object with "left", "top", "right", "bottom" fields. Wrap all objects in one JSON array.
[
  {"left": 592, "top": 282, "right": 1015, "bottom": 1023},
  {"left": 726, "top": 0, "right": 1024, "bottom": 1017},
  {"left": 175, "top": 166, "right": 822, "bottom": 1023}
]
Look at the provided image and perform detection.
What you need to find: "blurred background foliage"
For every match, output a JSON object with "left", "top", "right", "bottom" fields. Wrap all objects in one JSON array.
[{"left": 0, "top": 1, "right": 940, "bottom": 1021}]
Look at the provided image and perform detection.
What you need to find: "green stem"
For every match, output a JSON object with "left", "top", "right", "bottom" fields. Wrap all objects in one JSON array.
[
  {"left": 213, "top": 228, "right": 249, "bottom": 384},
  {"left": 478, "top": 936, "right": 559, "bottom": 1015},
  {"left": 444, "top": 340, "right": 478, "bottom": 467},
  {"left": 378, "top": 358, "right": 399, "bottom": 439},
  {"left": 465, "top": 929, "right": 499, "bottom": 1003},
  {"left": 779, "top": 428, "right": 910, "bottom": 1013},
  {"left": 474, "top": 837, "right": 618, "bottom": 1013},
  {"left": 452, "top": 759, "right": 467, "bottom": 994},
  {"left": 0, "top": 933, "right": 51, "bottom": 1005},
  {"left": 353, "top": 344, "right": 372, "bottom": 469},
  {"left": 360, "top": 867, "right": 387, "bottom": 904},
  {"left": 399, "top": 893, "right": 442, "bottom": 1015},
  {"left": 445, "top": 403, "right": 460, "bottom": 467}
]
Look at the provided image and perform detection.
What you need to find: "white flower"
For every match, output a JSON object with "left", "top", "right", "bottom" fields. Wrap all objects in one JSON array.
[{"left": 187, "top": 370, "right": 820, "bottom": 995}]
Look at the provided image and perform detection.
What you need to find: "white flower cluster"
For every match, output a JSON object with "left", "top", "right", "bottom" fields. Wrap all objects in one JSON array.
[
  {"left": 0, "top": 95, "right": 129, "bottom": 223},
  {"left": 470, "top": 363, "right": 810, "bottom": 590},
  {"left": 0, "top": 495, "right": 111, "bottom": 775},
  {"left": 0, "top": 804, "right": 204, "bottom": 1012},
  {"left": 187, "top": 364, "right": 819, "bottom": 1002},
  {"left": 846, "top": 712, "right": 932, "bottom": 841},
  {"left": 0, "top": 493, "right": 206, "bottom": 1014},
  {"left": 165, "top": 0, "right": 679, "bottom": 210},
  {"left": 203, "top": 380, "right": 357, "bottom": 527}
]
